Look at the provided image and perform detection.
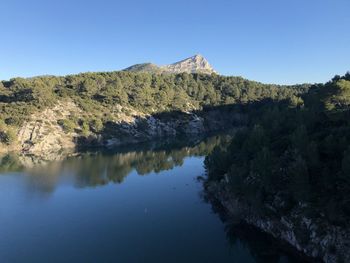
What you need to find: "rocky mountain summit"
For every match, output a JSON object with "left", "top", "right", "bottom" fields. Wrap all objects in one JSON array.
[{"left": 124, "top": 54, "right": 217, "bottom": 74}]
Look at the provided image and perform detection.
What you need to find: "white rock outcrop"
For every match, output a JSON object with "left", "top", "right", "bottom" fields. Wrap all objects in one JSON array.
[
  {"left": 161, "top": 54, "right": 217, "bottom": 74},
  {"left": 124, "top": 54, "right": 218, "bottom": 75}
]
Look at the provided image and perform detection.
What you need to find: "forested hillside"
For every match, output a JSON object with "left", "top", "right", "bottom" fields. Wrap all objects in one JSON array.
[
  {"left": 0, "top": 71, "right": 307, "bottom": 147},
  {"left": 204, "top": 73, "right": 350, "bottom": 262}
]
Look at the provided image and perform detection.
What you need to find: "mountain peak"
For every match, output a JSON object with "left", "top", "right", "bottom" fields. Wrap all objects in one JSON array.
[
  {"left": 164, "top": 54, "right": 216, "bottom": 74},
  {"left": 192, "top": 54, "right": 204, "bottom": 59},
  {"left": 124, "top": 55, "right": 217, "bottom": 74}
]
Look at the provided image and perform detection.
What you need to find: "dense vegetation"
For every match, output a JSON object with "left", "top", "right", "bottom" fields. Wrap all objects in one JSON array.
[
  {"left": 0, "top": 71, "right": 307, "bottom": 145},
  {"left": 205, "top": 73, "right": 350, "bottom": 225}
]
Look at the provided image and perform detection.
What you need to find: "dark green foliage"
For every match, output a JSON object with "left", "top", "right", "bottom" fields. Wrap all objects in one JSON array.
[
  {"left": 205, "top": 73, "right": 350, "bottom": 225},
  {"left": 57, "top": 119, "right": 76, "bottom": 133}
]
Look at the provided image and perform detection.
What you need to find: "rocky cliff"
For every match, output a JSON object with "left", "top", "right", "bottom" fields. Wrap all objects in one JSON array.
[{"left": 205, "top": 180, "right": 350, "bottom": 263}]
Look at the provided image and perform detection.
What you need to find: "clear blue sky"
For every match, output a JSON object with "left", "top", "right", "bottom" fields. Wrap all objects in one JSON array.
[{"left": 1, "top": 0, "right": 349, "bottom": 84}]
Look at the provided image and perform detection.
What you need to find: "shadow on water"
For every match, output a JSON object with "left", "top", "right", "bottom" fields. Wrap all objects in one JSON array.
[{"left": 225, "top": 223, "right": 313, "bottom": 263}]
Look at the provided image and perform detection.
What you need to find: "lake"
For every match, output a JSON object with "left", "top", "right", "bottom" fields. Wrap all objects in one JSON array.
[{"left": 0, "top": 137, "right": 300, "bottom": 263}]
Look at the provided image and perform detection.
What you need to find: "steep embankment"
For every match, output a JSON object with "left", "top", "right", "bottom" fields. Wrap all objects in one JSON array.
[
  {"left": 1, "top": 100, "right": 243, "bottom": 156},
  {"left": 205, "top": 180, "right": 349, "bottom": 263}
]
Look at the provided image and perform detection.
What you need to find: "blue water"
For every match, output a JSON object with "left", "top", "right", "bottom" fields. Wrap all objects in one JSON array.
[{"left": 0, "top": 142, "right": 299, "bottom": 263}]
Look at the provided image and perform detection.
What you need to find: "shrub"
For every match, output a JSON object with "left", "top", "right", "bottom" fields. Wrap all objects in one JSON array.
[{"left": 57, "top": 119, "right": 76, "bottom": 133}]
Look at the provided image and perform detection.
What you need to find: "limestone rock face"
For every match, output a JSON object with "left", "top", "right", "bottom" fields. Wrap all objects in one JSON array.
[
  {"left": 17, "top": 101, "right": 80, "bottom": 154},
  {"left": 124, "top": 54, "right": 218, "bottom": 74},
  {"left": 161, "top": 54, "right": 217, "bottom": 74}
]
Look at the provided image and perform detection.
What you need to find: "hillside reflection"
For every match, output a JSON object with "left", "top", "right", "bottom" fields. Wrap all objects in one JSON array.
[{"left": 0, "top": 135, "right": 230, "bottom": 195}]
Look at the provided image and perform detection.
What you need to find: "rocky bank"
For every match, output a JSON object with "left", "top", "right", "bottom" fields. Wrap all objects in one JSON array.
[
  {"left": 205, "top": 180, "right": 350, "bottom": 263},
  {"left": 0, "top": 101, "right": 243, "bottom": 156}
]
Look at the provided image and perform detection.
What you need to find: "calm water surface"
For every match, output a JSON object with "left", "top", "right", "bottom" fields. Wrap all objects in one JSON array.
[{"left": 0, "top": 138, "right": 299, "bottom": 263}]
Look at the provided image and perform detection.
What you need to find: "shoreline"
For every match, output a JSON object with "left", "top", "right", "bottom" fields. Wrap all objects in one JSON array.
[{"left": 203, "top": 179, "right": 349, "bottom": 263}]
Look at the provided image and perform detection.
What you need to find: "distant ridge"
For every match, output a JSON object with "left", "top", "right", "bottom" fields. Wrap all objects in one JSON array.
[{"left": 123, "top": 54, "right": 217, "bottom": 74}]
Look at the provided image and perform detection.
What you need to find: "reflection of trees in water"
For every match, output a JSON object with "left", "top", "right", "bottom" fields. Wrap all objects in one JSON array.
[
  {"left": 24, "top": 170, "right": 60, "bottom": 198},
  {"left": 71, "top": 135, "right": 224, "bottom": 187},
  {"left": 0, "top": 135, "right": 229, "bottom": 194},
  {"left": 0, "top": 154, "right": 23, "bottom": 173}
]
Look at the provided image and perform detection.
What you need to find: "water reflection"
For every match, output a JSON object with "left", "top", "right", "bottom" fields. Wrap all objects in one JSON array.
[
  {"left": 0, "top": 135, "right": 305, "bottom": 263},
  {"left": 0, "top": 136, "right": 227, "bottom": 195}
]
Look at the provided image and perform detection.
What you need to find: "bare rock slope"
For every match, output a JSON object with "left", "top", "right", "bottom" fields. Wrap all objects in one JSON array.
[
  {"left": 17, "top": 101, "right": 81, "bottom": 154},
  {"left": 124, "top": 54, "right": 217, "bottom": 74}
]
